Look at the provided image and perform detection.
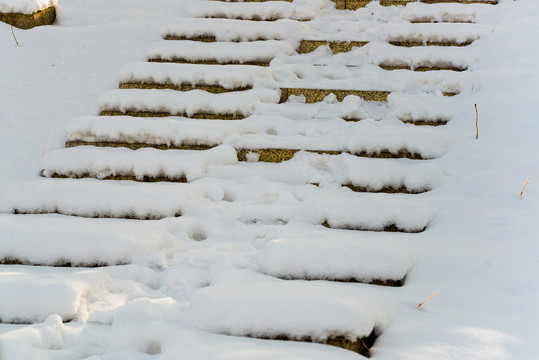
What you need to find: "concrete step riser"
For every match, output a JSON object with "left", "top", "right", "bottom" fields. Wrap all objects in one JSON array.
[
  {"left": 0, "top": 257, "right": 122, "bottom": 268},
  {"left": 148, "top": 58, "right": 270, "bottom": 66},
  {"left": 11, "top": 209, "right": 181, "bottom": 221},
  {"left": 380, "top": 64, "right": 468, "bottom": 72},
  {"left": 275, "top": 275, "right": 404, "bottom": 287},
  {"left": 251, "top": 332, "right": 376, "bottom": 357},
  {"left": 119, "top": 82, "right": 252, "bottom": 93},
  {"left": 100, "top": 110, "right": 246, "bottom": 120}
]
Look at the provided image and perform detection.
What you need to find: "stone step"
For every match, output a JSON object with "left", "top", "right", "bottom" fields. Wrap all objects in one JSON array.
[
  {"left": 63, "top": 143, "right": 431, "bottom": 161},
  {"left": 0, "top": 6, "right": 56, "bottom": 29},
  {"left": 2, "top": 180, "right": 433, "bottom": 232},
  {"left": 230, "top": 189, "right": 435, "bottom": 233},
  {"left": 0, "top": 268, "right": 89, "bottom": 324},
  {"left": 0, "top": 178, "right": 211, "bottom": 220},
  {"left": 118, "top": 62, "right": 271, "bottom": 93},
  {"left": 162, "top": 38, "right": 472, "bottom": 53},
  {"left": 45, "top": 144, "right": 444, "bottom": 193},
  {"left": 260, "top": 236, "right": 411, "bottom": 286},
  {"left": 48, "top": 148, "right": 433, "bottom": 187},
  {"left": 188, "top": 1, "right": 317, "bottom": 22},
  {"left": 0, "top": 214, "right": 179, "bottom": 267},
  {"left": 188, "top": 271, "right": 385, "bottom": 355},
  {"left": 119, "top": 82, "right": 253, "bottom": 93},
  {"left": 147, "top": 39, "right": 294, "bottom": 66},
  {"left": 65, "top": 116, "right": 449, "bottom": 161},
  {"left": 42, "top": 145, "right": 238, "bottom": 183},
  {"left": 100, "top": 110, "right": 247, "bottom": 119},
  {"left": 161, "top": 18, "right": 301, "bottom": 42},
  {"left": 98, "top": 88, "right": 279, "bottom": 119},
  {"left": 160, "top": 18, "right": 484, "bottom": 45},
  {"left": 380, "top": 64, "right": 468, "bottom": 71}
]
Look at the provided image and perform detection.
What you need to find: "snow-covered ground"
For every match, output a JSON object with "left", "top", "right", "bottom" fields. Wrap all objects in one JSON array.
[{"left": 1, "top": 0, "right": 539, "bottom": 359}]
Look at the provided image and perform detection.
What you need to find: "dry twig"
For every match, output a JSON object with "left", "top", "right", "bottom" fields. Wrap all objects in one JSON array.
[
  {"left": 519, "top": 172, "right": 534, "bottom": 199},
  {"left": 10, "top": 7, "right": 19, "bottom": 46},
  {"left": 11, "top": 24, "right": 19, "bottom": 46},
  {"left": 475, "top": 104, "right": 479, "bottom": 139},
  {"left": 418, "top": 290, "right": 440, "bottom": 308}
]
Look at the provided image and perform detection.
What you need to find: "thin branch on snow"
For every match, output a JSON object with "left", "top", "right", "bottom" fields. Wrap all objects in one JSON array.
[
  {"left": 10, "top": 7, "right": 19, "bottom": 46},
  {"left": 519, "top": 172, "right": 534, "bottom": 199},
  {"left": 418, "top": 290, "right": 440, "bottom": 308},
  {"left": 475, "top": 104, "right": 479, "bottom": 140}
]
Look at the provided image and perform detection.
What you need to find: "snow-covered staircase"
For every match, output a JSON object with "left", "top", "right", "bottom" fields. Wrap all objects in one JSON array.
[{"left": 0, "top": 0, "right": 499, "bottom": 357}]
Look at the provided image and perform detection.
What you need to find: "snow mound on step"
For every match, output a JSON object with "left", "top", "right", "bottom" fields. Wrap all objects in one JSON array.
[
  {"left": 187, "top": 1, "right": 323, "bottom": 21},
  {"left": 66, "top": 116, "right": 258, "bottom": 146},
  {"left": 160, "top": 18, "right": 305, "bottom": 43},
  {"left": 147, "top": 40, "right": 295, "bottom": 64},
  {"left": 119, "top": 62, "right": 274, "bottom": 90},
  {"left": 99, "top": 88, "right": 280, "bottom": 117},
  {"left": 0, "top": 178, "right": 214, "bottom": 219},
  {"left": 189, "top": 271, "right": 390, "bottom": 341},
  {"left": 0, "top": 271, "right": 88, "bottom": 323},
  {"left": 42, "top": 145, "right": 238, "bottom": 182},
  {"left": 260, "top": 237, "right": 413, "bottom": 282},
  {"left": 0, "top": 214, "right": 182, "bottom": 267},
  {"left": 0, "top": 0, "right": 56, "bottom": 14}
]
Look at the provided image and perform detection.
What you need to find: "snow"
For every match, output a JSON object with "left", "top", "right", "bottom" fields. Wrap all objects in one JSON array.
[
  {"left": 0, "top": 178, "right": 214, "bottom": 219},
  {"left": 207, "top": 151, "right": 445, "bottom": 193},
  {"left": 0, "top": 272, "right": 88, "bottom": 323},
  {"left": 259, "top": 236, "right": 413, "bottom": 282},
  {"left": 188, "top": 270, "right": 385, "bottom": 341},
  {"left": 99, "top": 88, "right": 280, "bottom": 116},
  {"left": 0, "top": 0, "right": 55, "bottom": 14},
  {"left": 187, "top": 0, "right": 324, "bottom": 21},
  {"left": 66, "top": 114, "right": 452, "bottom": 159},
  {"left": 119, "top": 62, "right": 274, "bottom": 89},
  {"left": 42, "top": 145, "right": 238, "bottom": 182},
  {"left": 2, "top": 0, "right": 539, "bottom": 359},
  {"left": 147, "top": 39, "right": 296, "bottom": 64},
  {"left": 0, "top": 214, "right": 182, "bottom": 266},
  {"left": 160, "top": 18, "right": 306, "bottom": 42},
  {"left": 66, "top": 115, "right": 257, "bottom": 146}
]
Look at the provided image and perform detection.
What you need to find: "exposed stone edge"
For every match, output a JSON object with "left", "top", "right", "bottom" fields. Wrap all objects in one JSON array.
[{"left": 0, "top": 6, "right": 55, "bottom": 30}]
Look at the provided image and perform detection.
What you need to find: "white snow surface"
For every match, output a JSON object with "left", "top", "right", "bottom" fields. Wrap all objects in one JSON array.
[
  {"left": 187, "top": 0, "right": 324, "bottom": 21},
  {"left": 160, "top": 18, "right": 306, "bottom": 42},
  {"left": 147, "top": 39, "right": 296, "bottom": 63},
  {"left": 2, "top": 0, "right": 539, "bottom": 360},
  {"left": 99, "top": 88, "right": 280, "bottom": 116},
  {"left": 188, "top": 270, "right": 386, "bottom": 341},
  {"left": 0, "top": 272, "right": 88, "bottom": 323},
  {"left": 119, "top": 62, "right": 274, "bottom": 89},
  {"left": 160, "top": 18, "right": 487, "bottom": 44},
  {"left": 0, "top": 0, "right": 55, "bottom": 14},
  {"left": 259, "top": 237, "right": 413, "bottom": 282},
  {"left": 0, "top": 214, "right": 182, "bottom": 266},
  {"left": 0, "top": 178, "right": 213, "bottom": 219},
  {"left": 42, "top": 145, "right": 238, "bottom": 181}
]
